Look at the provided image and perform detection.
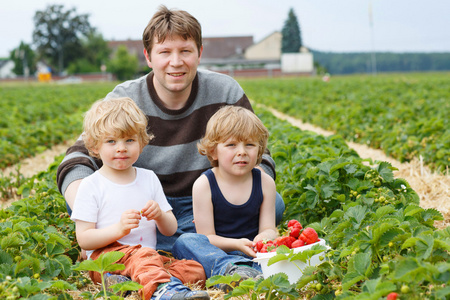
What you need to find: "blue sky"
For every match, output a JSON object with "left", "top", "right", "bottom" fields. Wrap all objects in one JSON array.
[{"left": 1, "top": 0, "right": 449, "bottom": 57}]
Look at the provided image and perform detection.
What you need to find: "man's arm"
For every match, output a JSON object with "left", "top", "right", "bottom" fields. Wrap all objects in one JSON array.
[{"left": 56, "top": 139, "right": 102, "bottom": 211}]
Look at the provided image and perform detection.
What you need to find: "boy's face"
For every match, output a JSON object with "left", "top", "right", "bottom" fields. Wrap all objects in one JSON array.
[
  {"left": 212, "top": 137, "right": 259, "bottom": 176},
  {"left": 145, "top": 35, "right": 203, "bottom": 105},
  {"left": 94, "top": 134, "right": 141, "bottom": 173}
]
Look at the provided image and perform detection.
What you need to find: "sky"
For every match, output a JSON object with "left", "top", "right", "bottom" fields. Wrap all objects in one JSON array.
[{"left": 1, "top": 0, "right": 450, "bottom": 58}]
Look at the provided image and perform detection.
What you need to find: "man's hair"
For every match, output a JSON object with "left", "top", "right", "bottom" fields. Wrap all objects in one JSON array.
[
  {"left": 82, "top": 97, "right": 153, "bottom": 158},
  {"left": 143, "top": 5, "right": 202, "bottom": 56},
  {"left": 198, "top": 106, "right": 269, "bottom": 167}
]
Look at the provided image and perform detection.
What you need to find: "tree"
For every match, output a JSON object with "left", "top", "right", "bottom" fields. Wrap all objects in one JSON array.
[
  {"left": 10, "top": 42, "right": 36, "bottom": 76},
  {"left": 281, "top": 8, "right": 302, "bottom": 53},
  {"left": 107, "top": 45, "right": 138, "bottom": 81},
  {"left": 32, "top": 4, "right": 93, "bottom": 75},
  {"left": 67, "top": 30, "right": 111, "bottom": 74}
]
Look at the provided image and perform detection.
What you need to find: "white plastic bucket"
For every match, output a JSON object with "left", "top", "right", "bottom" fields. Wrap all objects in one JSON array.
[{"left": 253, "top": 238, "right": 329, "bottom": 284}]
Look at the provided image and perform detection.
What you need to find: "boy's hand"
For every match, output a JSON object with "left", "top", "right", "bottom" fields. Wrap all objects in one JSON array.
[
  {"left": 237, "top": 238, "right": 257, "bottom": 258},
  {"left": 119, "top": 209, "right": 141, "bottom": 235},
  {"left": 140, "top": 200, "right": 162, "bottom": 221}
]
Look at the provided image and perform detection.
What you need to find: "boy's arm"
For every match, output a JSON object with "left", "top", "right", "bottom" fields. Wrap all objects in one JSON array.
[
  {"left": 254, "top": 172, "right": 278, "bottom": 242},
  {"left": 140, "top": 200, "right": 177, "bottom": 237},
  {"left": 193, "top": 175, "right": 255, "bottom": 255}
]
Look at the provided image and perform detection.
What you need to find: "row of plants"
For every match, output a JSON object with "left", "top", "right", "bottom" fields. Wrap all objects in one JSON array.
[
  {"left": 239, "top": 72, "right": 450, "bottom": 173},
  {"left": 0, "top": 82, "right": 117, "bottom": 169},
  {"left": 0, "top": 105, "right": 447, "bottom": 299}
]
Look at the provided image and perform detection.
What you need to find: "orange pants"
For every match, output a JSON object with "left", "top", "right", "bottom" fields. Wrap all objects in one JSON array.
[{"left": 89, "top": 242, "right": 206, "bottom": 299}]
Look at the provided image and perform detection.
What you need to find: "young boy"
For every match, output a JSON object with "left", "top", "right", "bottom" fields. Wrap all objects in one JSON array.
[
  {"left": 172, "top": 106, "right": 278, "bottom": 291},
  {"left": 70, "top": 97, "right": 209, "bottom": 300}
]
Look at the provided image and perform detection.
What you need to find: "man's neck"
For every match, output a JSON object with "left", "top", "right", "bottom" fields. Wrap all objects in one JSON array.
[{"left": 153, "top": 78, "right": 192, "bottom": 110}]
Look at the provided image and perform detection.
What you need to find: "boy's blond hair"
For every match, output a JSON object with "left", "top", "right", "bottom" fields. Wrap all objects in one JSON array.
[
  {"left": 143, "top": 5, "right": 202, "bottom": 57},
  {"left": 198, "top": 106, "right": 269, "bottom": 167},
  {"left": 82, "top": 97, "right": 153, "bottom": 158}
]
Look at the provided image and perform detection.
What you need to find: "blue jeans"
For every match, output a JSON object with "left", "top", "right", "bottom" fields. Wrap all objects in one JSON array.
[
  {"left": 156, "top": 193, "right": 285, "bottom": 253},
  {"left": 172, "top": 233, "right": 262, "bottom": 278}
]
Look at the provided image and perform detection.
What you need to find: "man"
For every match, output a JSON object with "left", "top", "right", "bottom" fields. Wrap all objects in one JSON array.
[{"left": 57, "top": 5, "right": 284, "bottom": 254}]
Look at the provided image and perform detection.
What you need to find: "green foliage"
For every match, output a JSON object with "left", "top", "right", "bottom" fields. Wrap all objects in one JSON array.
[
  {"left": 281, "top": 8, "right": 302, "bottom": 53},
  {"left": 240, "top": 73, "right": 450, "bottom": 173},
  {"left": 313, "top": 51, "right": 450, "bottom": 74},
  {"left": 32, "top": 4, "right": 94, "bottom": 74},
  {"left": 9, "top": 42, "right": 37, "bottom": 76},
  {"left": 73, "top": 251, "right": 142, "bottom": 299},
  {"left": 0, "top": 82, "right": 117, "bottom": 172},
  {"left": 67, "top": 31, "right": 111, "bottom": 74},
  {"left": 107, "top": 45, "right": 139, "bottom": 81},
  {"left": 257, "top": 107, "right": 449, "bottom": 299},
  {"left": 0, "top": 81, "right": 448, "bottom": 299},
  {"left": 0, "top": 158, "right": 84, "bottom": 298}
]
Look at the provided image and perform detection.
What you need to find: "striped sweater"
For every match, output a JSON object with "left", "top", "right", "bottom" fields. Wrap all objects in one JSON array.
[{"left": 56, "top": 69, "right": 276, "bottom": 198}]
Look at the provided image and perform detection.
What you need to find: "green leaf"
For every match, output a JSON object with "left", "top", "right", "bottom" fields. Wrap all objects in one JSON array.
[
  {"left": 353, "top": 252, "right": 371, "bottom": 276},
  {"left": 110, "top": 280, "right": 143, "bottom": 295},
  {"left": 392, "top": 257, "right": 420, "bottom": 280},
  {"left": 377, "top": 161, "right": 396, "bottom": 182},
  {"left": 342, "top": 271, "right": 365, "bottom": 290}
]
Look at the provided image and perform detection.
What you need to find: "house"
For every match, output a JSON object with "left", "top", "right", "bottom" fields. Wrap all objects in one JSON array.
[
  {"left": 245, "top": 31, "right": 282, "bottom": 61},
  {"left": 0, "top": 59, "right": 16, "bottom": 79},
  {"left": 107, "top": 32, "right": 313, "bottom": 77}
]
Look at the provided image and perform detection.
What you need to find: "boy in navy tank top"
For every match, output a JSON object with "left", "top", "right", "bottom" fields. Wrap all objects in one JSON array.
[{"left": 173, "top": 106, "right": 278, "bottom": 292}]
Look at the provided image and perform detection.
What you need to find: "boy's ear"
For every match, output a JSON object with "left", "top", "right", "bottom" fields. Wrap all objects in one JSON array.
[{"left": 210, "top": 147, "right": 218, "bottom": 160}]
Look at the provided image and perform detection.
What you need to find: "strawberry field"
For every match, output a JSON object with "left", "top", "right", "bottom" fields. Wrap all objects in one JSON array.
[{"left": 0, "top": 75, "right": 449, "bottom": 300}]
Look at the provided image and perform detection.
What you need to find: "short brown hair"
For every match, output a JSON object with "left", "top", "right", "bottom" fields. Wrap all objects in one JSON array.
[
  {"left": 82, "top": 97, "right": 153, "bottom": 158},
  {"left": 198, "top": 106, "right": 269, "bottom": 167},
  {"left": 143, "top": 5, "right": 202, "bottom": 56}
]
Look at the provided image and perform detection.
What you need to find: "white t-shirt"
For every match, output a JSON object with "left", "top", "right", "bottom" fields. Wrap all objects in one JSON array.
[{"left": 71, "top": 167, "right": 172, "bottom": 259}]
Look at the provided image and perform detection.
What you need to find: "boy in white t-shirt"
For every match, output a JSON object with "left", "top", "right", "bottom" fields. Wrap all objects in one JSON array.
[{"left": 71, "top": 97, "right": 208, "bottom": 300}]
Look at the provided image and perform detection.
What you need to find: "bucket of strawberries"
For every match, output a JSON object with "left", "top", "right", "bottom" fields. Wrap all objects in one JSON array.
[{"left": 253, "top": 219, "right": 330, "bottom": 284}]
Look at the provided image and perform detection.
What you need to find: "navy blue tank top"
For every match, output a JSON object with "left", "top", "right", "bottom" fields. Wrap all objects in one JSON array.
[{"left": 203, "top": 168, "right": 263, "bottom": 240}]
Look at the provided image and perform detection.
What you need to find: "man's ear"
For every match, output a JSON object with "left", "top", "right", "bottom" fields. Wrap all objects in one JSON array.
[
  {"left": 198, "top": 45, "right": 203, "bottom": 61},
  {"left": 144, "top": 49, "right": 152, "bottom": 68}
]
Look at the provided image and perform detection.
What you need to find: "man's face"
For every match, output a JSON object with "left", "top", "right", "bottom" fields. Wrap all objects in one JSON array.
[{"left": 145, "top": 35, "right": 203, "bottom": 103}]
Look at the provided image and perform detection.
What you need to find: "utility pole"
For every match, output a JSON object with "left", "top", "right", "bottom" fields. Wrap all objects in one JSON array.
[{"left": 369, "top": 0, "right": 377, "bottom": 75}]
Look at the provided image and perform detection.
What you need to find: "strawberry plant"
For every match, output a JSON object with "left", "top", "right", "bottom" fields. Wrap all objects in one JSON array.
[
  {"left": 241, "top": 73, "right": 450, "bottom": 173},
  {"left": 0, "top": 81, "right": 448, "bottom": 299},
  {"left": 0, "top": 82, "right": 117, "bottom": 169}
]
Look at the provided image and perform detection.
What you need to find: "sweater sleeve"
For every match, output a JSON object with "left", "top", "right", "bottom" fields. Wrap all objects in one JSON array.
[{"left": 56, "top": 139, "right": 102, "bottom": 195}]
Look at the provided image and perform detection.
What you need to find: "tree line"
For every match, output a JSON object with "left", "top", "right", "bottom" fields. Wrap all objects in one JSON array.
[{"left": 313, "top": 51, "right": 450, "bottom": 75}]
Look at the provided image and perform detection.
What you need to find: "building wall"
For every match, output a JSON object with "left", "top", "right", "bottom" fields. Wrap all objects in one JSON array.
[
  {"left": 244, "top": 32, "right": 282, "bottom": 60},
  {"left": 0, "top": 60, "right": 16, "bottom": 79}
]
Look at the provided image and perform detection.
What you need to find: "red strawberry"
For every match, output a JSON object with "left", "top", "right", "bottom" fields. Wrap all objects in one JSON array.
[
  {"left": 289, "top": 226, "right": 301, "bottom": 238},
  {"left": 255, "top": 240, "right": 264, "bottom": 252},
  {"left": 299, "top": 227, "right": 319, "bottom": 245},
  {"left": 291, "top": 239, "right": 305, "bottom": 248},
  {"left": 274, "top": 236, "right": 296, "bottom": 248},
  {"left": 387, "top": 292, "right": 398, "bottom": 300},
  {"left": 287, "top": 219, "right": 302, "bottom": 230}
]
